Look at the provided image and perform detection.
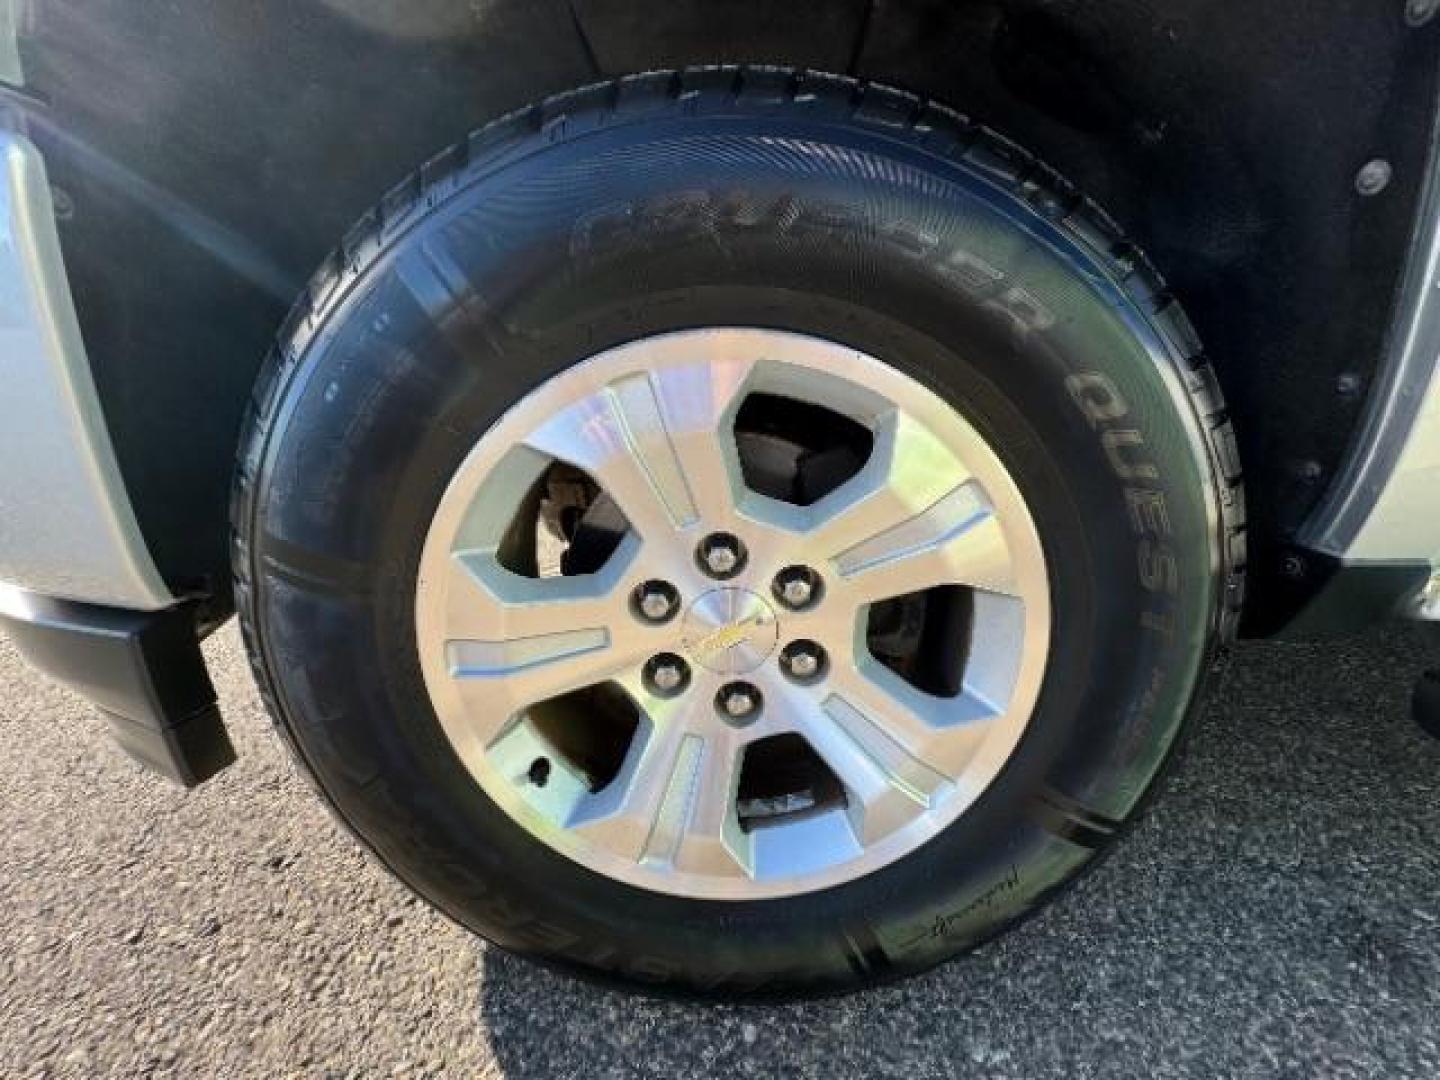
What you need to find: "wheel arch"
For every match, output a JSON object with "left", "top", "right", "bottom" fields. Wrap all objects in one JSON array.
[{"left": 12, "top": 0, "right": 1438, "bottom": 631}]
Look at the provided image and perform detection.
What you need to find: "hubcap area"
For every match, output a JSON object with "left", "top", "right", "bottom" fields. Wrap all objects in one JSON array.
[
  {"left": 680, "top": 588, "right": 779, "bottom": 676},
  {"left": 414, "top": 329, "right": 1051, "bottom": 900}
]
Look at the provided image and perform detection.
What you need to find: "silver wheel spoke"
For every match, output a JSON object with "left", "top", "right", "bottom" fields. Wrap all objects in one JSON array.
[
  {"left": 804, "top": 412, "right": 1020, "bottom": 603},
  {"left": 800, "top": 414, "right": 1013, "bottom": 604},
  {"left": 638, "top": 356, "right": 754, "bottom": 524},
  {"left": 671, "top": 725, "right": 753, "bottom": 880},
  {"left": 443, "top": 550, "right": 627, "bottom": 643},
  {"left": 825, "top": 662, "right": 997, "bottom": 778},
  {"left": 449, "top": 632, "right": 637, "bottom": 720},
  {"left": 441, "top": 551, "right": 646, "bottom": 719},
  {"left": 523, "top": 359, "right": 752, "bottom": 541},
  {"left": 523, "top": 388, "right": 683, "bottom": 542},
  {"left": 838, "top": 502, "right": 1018, "bottom": 604},
  {"left": 567, "top": 702, "right": 752, "bottom": 880},
  {"left": 566, "top": 720, "right": 700, "bottom": 863},
  {"left": 808, "top": 410, "right": 972, "bottom": 552}
]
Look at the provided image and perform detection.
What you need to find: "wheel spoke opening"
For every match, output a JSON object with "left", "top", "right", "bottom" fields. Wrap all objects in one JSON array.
[
  {"left": 486, "top": 680, "right": 648, "bottom": 831},
  {"left": 866, "top": 584, "right": 974, "bottom": 698},
  {"left": 858, "top": 581, "right": 1025, "bottom": 729},
  {"left": 526, "top": 681, "right": 642, "bottom": 794},
  {"left": 735, "top": 733, "right": 847, "bottom": 832},
  {"left": 491, "top": 459, "right": 633, "bottom": 580},
  {"left": 733, "top": 391, "right": 874, "bottom": 508}
]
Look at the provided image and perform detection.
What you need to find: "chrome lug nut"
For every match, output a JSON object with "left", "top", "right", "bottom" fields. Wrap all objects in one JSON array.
[
  {"left": 780, "top": 640, "right": 826, "bottom": 682},
  {"left": 707, "top": 547, "right": 738, "bottom": 575},
  {"left": 724, "top": 690, "right": 754, "bottom": 716},
  {"left": 639, "top": 590, "right": 673, "bottom": 621},
  {"left": 785, "top": 649, "right": 820, "bottom": 679},
  {"left": 773, "top": 565, "right": 822, "bottom": 610},
  {"left": 645, "top": 653, "right": 690, "bottom": 696},
  {"left": 782, "top": 577, "right": 812, "bottom": 607},
  {"left": 652, "top": 663, "right": 684, "bottom": 692},
  {"left": 633, "top": 580, "right": 680, "bottom": 624},
  {"left": 697, "top": 532, "right": 746, "bottom": 579},
  {"left": 717, "top": 681, "right": 762, "bottom": 722}
]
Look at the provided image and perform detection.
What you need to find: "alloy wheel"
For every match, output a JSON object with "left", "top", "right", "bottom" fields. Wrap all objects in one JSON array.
[{"left": 415, "top": 329, "right": 1050, "bottom": 899}]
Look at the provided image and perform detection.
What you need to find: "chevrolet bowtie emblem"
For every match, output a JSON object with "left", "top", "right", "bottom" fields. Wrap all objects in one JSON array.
[{"left": 687, "top": 612, "right": 770, "bottom": 661}]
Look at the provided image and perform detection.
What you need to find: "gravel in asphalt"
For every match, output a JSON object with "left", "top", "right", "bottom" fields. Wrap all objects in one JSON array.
[{"left": 2, "top": 623, "right": 1439, "bottom": 1078}]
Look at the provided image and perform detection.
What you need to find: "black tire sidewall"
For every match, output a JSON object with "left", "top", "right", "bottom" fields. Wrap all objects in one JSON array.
[{"left": 246, "top": 107, "right": 1221, "bottom": 996}]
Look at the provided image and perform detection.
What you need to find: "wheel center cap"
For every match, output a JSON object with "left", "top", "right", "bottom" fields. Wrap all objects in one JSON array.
[{"left": 680, "top": 588, "right": 780, "bottom": 676}]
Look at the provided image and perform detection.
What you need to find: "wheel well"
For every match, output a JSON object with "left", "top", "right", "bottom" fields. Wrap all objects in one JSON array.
[{"left": 21, "top": 0, "right": 1439, "bottom": 630}]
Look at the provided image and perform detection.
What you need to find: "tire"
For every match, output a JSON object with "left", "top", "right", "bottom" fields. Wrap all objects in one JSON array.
[{"left": 232, "top": 66, "right": 1245, "bottom": 998}]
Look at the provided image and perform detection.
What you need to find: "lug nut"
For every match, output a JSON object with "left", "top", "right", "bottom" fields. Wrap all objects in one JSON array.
[
  {"left": 780, "top": 640, "right": 826, "bottom": 682},
  {"left": 652, "top": 663, "right": 684, "bottom": 692},
  {"left": 773, "top": 565, "right": 822, "bottom": 610},
  {"left": 785, "top": 650, "right": 820, "bottom": 679},
  {"left": 697, "top": 532, "right": 746, "bottom": 579},
  {"left": 782, "top": 577, "right": 812, "bottom": 607},
  {"left": 723, "top": 689, "right": 755, "bottom": 716},
  {"left": 645, "top": 653, "right": 690, "bottom": 696},
  {"left": 717, "top": 681, "right": 762, "bottom": 722},
  {"left": 708, "top": 547, "right": 738, "bottom": 575},
  {"left": 639, "top": 590, "right": 673, "bottom": 621},
  {"left": 633, "top": 580, "right": 680, "bottom": 623}
]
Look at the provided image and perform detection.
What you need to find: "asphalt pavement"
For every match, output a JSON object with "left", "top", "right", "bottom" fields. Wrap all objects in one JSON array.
[{"left": 2, "top": 622, "right": 1439, "bottom": 1078}]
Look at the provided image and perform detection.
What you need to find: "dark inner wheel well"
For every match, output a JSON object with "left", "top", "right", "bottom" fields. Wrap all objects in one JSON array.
[{"left": 15, "top": 0, "right": 1439, "bottom": 632}]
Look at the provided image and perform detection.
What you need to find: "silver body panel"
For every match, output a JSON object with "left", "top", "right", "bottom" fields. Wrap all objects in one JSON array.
[
  {"left": 0, "top": 131, "right": 172, "bottom": 611},
  {"left": 1301, "top": 86, "right": 1440, "bottom": 615},
  {"left": 1347, "top": 358, "right": 1440, "bottom": 566}
]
